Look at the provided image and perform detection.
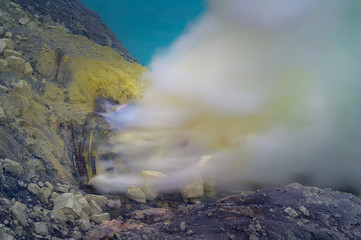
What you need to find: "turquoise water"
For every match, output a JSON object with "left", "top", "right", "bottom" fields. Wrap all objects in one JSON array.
[{"left": 82, "top": 0, "right": 206, "bottom": 66}]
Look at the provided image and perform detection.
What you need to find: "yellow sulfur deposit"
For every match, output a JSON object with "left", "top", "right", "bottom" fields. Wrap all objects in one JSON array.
[
  {"left": 68, "top": 56, "right": 145, "bottom": 108},
  {"left": 34, "top": 28, "right": 147, "bottom": 118}
]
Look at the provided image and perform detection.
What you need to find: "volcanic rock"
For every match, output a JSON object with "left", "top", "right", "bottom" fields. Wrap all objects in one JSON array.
[
  {"left": 37, "top": 186, "right": 52, "bottom": 203},
  {"left": 51, "top": 193, "right": 90, "bottom": 221},
  {"left": 0, "top": 39, "right": 6, "bottom": 53},
  {"left": 126, "top": 185, "right": 147, "bottom": 203},
  {"left": 4, "top": 49, "right": 22, "bottom": 58},
  {"left": 5, "top": 56, "right": 25, "bottom": 73},
  {"left": 0, "top": 230, "right": 15, "bottom": 240},
  {"left": 27, "top": 183, "right": 38, "bottom": 194},
  {"left": 90, "top": 213, "right": 110, "bottom": 224},
  {"left": 10, "top": 201, "right": 28, "bottom": 227},
  {"left": 3, "top": 39, "right": 14, "bottom": 50},
  {"left": 0, "top": 59, "right": 7, "bottom": 71},
  {"left": 18, "top": 17, "right": 29, "bottom": 25},
  {"left": 142, "top": 183, "right": 159, "bottom": 201},
  {"left": 84, "top": 194, "right": 108, "bottom": 209},
  {"left": 78, "top": 219, "right": 91, "bottom": 231},
  {"left": 33, "top": 222, "right": 48, "bottom": 236},
  {"left": 23, "top": 62, "right": 32, "bottom": 75},
  {"left": 1, "top": 158, "right": 23, "bottom": 176},
  {"left": 11, "top": 0, "right": 138, "bottom": 62},
  {"left": 181, "top": 178, "right": 204, "bottom": 200}
]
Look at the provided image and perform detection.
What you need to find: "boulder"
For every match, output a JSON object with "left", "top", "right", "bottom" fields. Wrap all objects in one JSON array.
[
  {"left": 6, "top": 56, "right": 25, "bottom": 73},
  {"left": 0, "top": 231, "right": 15, "bottom": 240},
  {"left": 181, "top": 178, "right": 204, "bottom": 199},
  {"left": 107, "top": 199, "right": 121, "bottom": 209},
  {"left": 27, "top": 21, "right": 38, "bottom": 28},
  {"left": 126, "top": 185, "right": 146, "bottom": 203},
  {"left": 37, "top": 187, "right": 53, "bottom": 203},
  {"left": 51, "top": 193, "right": 90, "bottom": 220},
  {"left": 1, "top": 158, "right": 23, "bottom": 176},
  {"left": 33, "top": 222, "right": 48, "bottom": 236},
  {"left": 140, "top": 170, "right": 168, "bottom": 179},
  {"left": 18, "top": 18, "right": 29, "bottom": 25},
  {"left": 90, "top": 213, "right": 110, "bottom": 224},
  {"left": 78, "top": 219, "right": 91, "bottom": 231},
  {"left": 27, "top": 183, "right": 40, "bottom": 195},
  {"left": 0, "top": 59, "right": 7, "bottom": 71},
  {"left": 141, "top": 183, "right": 159, "bottom": 201},
  {"left": 56, "top": 186, "right": 68, "bottom": 193},
  {"left": 139, "top": 170, "right": 167, "bottom": 201},
  {"left": 88, "top": 199, "right": 102, "bottom": 214},
  {"left": 0, "top": 39, "right": 6, "bottom": 53},
  {"left": 0, "top": 107, "right": 6, "bottom": 122},
  {"left": 5, "top": 32, "right": 12, "bottom": 38},
  {"left": 0, "top": 198, "right": 11, "bottom": 207},
  {"left": 44, "top": 182, "right": 54, "bottom": 189},
  {"left": 10, "top": 201, "right": 28, "bottom": 227},
  {"left": 49, "top": 192, "right": 59, "bottom": 203},
  {"left": 3, "top": 39, "right": 14, "bottom": 50},
  {"left": 84, "top": 194, "right": 108, "bottom": 209},
  {"left": 4, "top": 49, "right": 22, "bottom": 58},
  {"left": 24, "top": 62, "right": 33, "bottom": 75},
  {"left": 13, "top": 80, "right": 32, "bottom": 97}
]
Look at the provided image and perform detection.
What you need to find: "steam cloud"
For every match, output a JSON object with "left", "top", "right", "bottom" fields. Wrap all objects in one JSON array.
[{"left": 91, "top": 0, "right": 361, "bottom": 194}]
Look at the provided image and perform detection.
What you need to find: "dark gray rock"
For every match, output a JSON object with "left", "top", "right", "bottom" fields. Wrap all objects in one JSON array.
[
  {"left": 85, "top": 184, "right": 361, "bottom": 240},
  {"left": 160, "top": 184, "right": 361, "bottom": 240},
  {"left": 10, "top": 201, "right": 28, "bottom": 227},
  {"left": 11, "top": 0, "right": 138, "bottom": 63},
  {"left": 33, "top": 222, "right": 48, "bottom": 236}
]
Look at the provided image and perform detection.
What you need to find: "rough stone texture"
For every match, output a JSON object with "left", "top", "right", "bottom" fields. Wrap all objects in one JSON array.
[
  {"left": 5, "top": 56, "right": 25, "bottom": 73},
  {"left": 1, "top": 158, "right": 23, "bottom": 176},
  {"left": 0, "top": 39, "right": 6, "bottom": 53},
  {"left": 85, "top": 185, "right": 361, "bottom": 240},
  {"left": 78, "top": 219, "right": 91, "bottom": 231},
  {"left": 23, "top": 62, "right": 32, "bottom": 75},
  {"left": 3, "top": 39, "right": 14, "bottom": 50},
  {"left": 84, "top": 194, "right": 108, "bottom": 209},
  {"left": 131, "top": 208, "right": 173, "bottom": 223},
  {"left": 4, "top": 49, "right": 22, "bottom": 58},
  {"left": 36, "top": 187, "right": 52, "bottom": 203},
  {"left": 139, "top": 171, "right": 167, "bottom": 201},
  {"left": 126, "top": 185, "right": 147, "bottom": 203},
  {"left": 141, "top": 183, "right": 159, "bottom": 201},
  {"left": 0, "top": 1, "right": 361, "bottom": 240},
  {"left": 90, "top": 213, "right": 110, "bottom": 224},
  {"left": 0, "top": 106, "right": 6, "bottom": 122},
  {"left": 0, "top": 230, "right": 15, "bottom": 240},
  {"left": 0, "top": 59, "right": 8, "bottom": 71},
  {"left": 44, "top": 181, "right": 54, "bottom": 189},
  {"left": 11, "top": 0, "right": 138, "bottom": 63},
  {"left": 5, "top": 32, "right": 12, "bottom": 38},
  {"left": 18, "top": 17, "right": 29, "bottom": 25},
  {"left": 181, "top": 178, "right": 204, "bottom": 199},
  {"left": 10, "top": 201, "right": 28, "bottom": 227},
  {"left": 52, "top": 193, "right": 89, "bottom": 220},
  {"left": 33, "top": 222, "right": 48, "bottom": 236},
  {"left": 27, "top": 183, "right": 40, "bottom": 195}
]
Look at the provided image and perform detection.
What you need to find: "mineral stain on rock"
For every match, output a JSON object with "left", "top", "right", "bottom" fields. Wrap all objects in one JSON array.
[{"left": 0, "top": 0, "right": 361, "bottom": 239}]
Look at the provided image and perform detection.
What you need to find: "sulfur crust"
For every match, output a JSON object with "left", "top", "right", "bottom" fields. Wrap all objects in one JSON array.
[{"left": 68, "top": 56, "right": 145, "bottom": 108}]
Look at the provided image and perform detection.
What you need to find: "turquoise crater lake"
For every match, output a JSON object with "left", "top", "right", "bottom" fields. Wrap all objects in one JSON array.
[{"left": 82, "top": 0, "right": 206, "bottom": 66}]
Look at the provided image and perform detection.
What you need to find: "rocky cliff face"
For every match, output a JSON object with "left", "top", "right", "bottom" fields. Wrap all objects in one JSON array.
[
  {"left": 0, "top": 0, "right": 146, "bottom": 185},
  {"left": 0, "top": 1, "right": 361, "bottom": 240},
  {"left": 11, "top": 0, "right": 138, "bottom": 63},
  {"left": 0, "top": 1, "right": 147, "bottom": 238}
]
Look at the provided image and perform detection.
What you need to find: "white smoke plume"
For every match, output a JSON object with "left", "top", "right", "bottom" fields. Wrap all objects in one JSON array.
[{"left": 90, "top": 0, "right": 361, "bottom": 194}]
